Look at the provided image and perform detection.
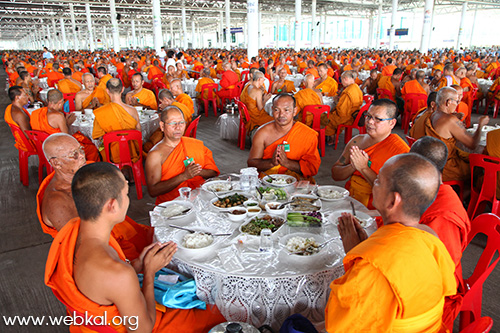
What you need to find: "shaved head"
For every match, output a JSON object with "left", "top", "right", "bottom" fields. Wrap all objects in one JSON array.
[
  {"left": 410, "top": 136, "right": 449, "bottom": 173},
  {"left": 47, "top": 89, "right": 63, "bottom": 104},
  {"left": 160, "top": 105, "right": 185, "bottom": 122},
  {"left": 42, "top": 133, "right": 79, "bottom": 162},
  {"left": 416, "top": 70, "right": 425, "bottom": 80},
  {"left": 436, "top": 87, "right": 458, "bottom": 107}
]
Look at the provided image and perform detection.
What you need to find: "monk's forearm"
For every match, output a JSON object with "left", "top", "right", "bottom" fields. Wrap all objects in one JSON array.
[
  {"left": 357, "top": 167, "right": 377, "bottom": 187},
  {"left": 282, "top": 159, "right": 302, "bottom": 175},
  {"left": 331, "top": 164, "right": 355, "bottom": 181},
  {"left": 248, "top": 158, "right": 276, "bottom": 172},
  {"left": 141, "top": 274, "right": 158, "bottom": 325},
  {"left": 147, "top": 173, "right": 189, "bottom": 198},
  {"left": 199, "top": 169, "right": 218, "bottom": 179}
]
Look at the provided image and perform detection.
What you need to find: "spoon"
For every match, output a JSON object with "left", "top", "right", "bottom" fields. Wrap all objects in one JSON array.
[
  {"left": 262, "top": 171, "right": 277, "bottom": 182},
  {"left": 278, "top": 200, "right": 295, "bottom": 209},
  {"left": 169, "top": 225, "right": 232, "bottom": 236},
  {"left": 255, "top": 186, "right": 264, "bottom": 199},
  {"left": 350, "top": 201, "right": 356, "bottom": 217}
]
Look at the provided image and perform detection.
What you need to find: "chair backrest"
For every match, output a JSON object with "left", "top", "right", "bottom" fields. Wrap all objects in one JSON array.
[
  {"left": 404, "top": 93, "right": 428, "bottom": 116},
  {"left": 25, "top": 130, "right": 50, "bottom": 157},
  {"left": 236, "top": 81, "right": 245, "bottom": 95},
  {"left": 471, "top": 87, "right": 479, "bottom": 101},
  {"left": 151, "top": 73, "right": 164, "bottom": 81},
  {"left": 241, "top": 70, "right": 250, "bottom": 83},
  {"left": 63, "top": 93, "right": 77, "bottom": 112},
  {"left": 201, "top": 83, "right": 218, "bottom": 100},
  {"left": 102, "top": 130, "right": 143, "bottom": 167},
  {"left": 376, "top": 88, "right": 394, "bottom": 100},
  {"left": 302, "top": 105, "right": 330, "bottom": 130},
  {"left": 235, "top": 100, "right": 250, "bottom": 124},
  {"left": 469, "top": 154, "right": 500, "bottom": 218},
  {"left": 8, "top": 123, "right": 36, "bottom": 153},
  {"left": 405, "top": 135, "right": 417, "bottom": 147},
  {"left": 352, "top": 102, "right": 371, "bottom": 127},
  {"left": 363, "top": 95, "right": 374, "bottom": 104},
  {"left": 184, "top": 115, "right": 201, "bottom": 138}
]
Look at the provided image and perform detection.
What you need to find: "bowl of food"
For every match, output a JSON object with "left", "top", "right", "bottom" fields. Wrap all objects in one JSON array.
[
  {"left": 239, "top": 214, "right": 285, "bottom": 237},
  {"left": 262, "top": 174, "right": 297, "bottom": 187},
  {"left": 316, "top": 185, "right": 349, "bottom": 201},
  {"left": 257, "top": 187, "right": 288, "bottom": 201},
  {"left": 228, "top": 207, "right": 248, "bottom": 222},
  {"left": 265, "top": 201, "right": 286, "bottom": 215},
  {"left": 210, "top": 193, "right": 249, "bottom": 211},
  {"left": 287, "top": 195, "right": 322, "bottom": 212},
  {"left": 173, "top": 226, "right": 221, "bottom": 260},
  {"left": 152, "top": 200, "right": 195, "bottom": 226},
  {"left": 246, "top": 206, "right": 262, "bottom": 217},
  {"left": 280, "top": 233, "right": 325, "bottom": 257},
  {"left": 244, "top": 200, "right": 259, "bottom": 208},
  {"left": 202, "top": 180, "right": 234, "bottom": 194},
  {"left": 287, "top": 211, "right": 323, "bottom": 228}
]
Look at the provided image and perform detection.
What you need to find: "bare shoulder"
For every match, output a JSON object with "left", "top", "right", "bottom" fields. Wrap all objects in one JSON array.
[{"left": 346, "top": 134, "right": 367, "bottom": 148}]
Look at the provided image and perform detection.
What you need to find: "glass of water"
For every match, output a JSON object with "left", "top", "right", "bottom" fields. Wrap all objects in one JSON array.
[{"left": 178, "top": 187, "right": 191, "bottom": 201}]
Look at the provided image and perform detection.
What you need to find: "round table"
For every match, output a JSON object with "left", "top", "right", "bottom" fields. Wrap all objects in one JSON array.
[
  {"left": 265, "top": 95, "right": 336, "bottom": 115},
  {"left": 358, "top": 71, "right": 370, "bottom": 81},
  {"left": 477, "top": 79, "right": 494, "bottom": 96},
  {"left": 152, "top": 183, "right": 378, "bottom": 330},
  {"left": 285, "top": 74, "right": 304, "bottom": 90}
]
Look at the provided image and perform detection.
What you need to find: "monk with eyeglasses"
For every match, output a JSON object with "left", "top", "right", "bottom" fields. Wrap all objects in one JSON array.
[{"left": 331, "top": 99, "right": 409, "bottom": 209}]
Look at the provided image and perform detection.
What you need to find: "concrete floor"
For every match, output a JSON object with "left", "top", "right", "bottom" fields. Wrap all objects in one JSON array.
[{"left": 0, "top": 67, "right": 498, "bottom": 332}]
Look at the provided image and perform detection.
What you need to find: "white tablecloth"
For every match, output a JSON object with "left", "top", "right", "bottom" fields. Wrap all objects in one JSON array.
[
  {"left": 152, "top": 184, "right": 378, "bottom": 330},
  {"left": 39, "top": 88, "right": 53, "bottom": 102},
  {"left": 477, "top": 79, "right": 494, "bottom": 96},
  {"left": 285, "top": 74, "right": 304, "bottom": 90},
  {"left": 265, "top": 95, "right": 336, "bottom": 115},
  {"left": 358, "top": 71, "right": 370, "bottom": 81},
  {"left": 69, "top": 113, "right": 160, "bottom": 146}
]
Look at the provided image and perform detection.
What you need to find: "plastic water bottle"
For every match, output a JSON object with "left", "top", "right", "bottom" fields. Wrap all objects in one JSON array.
[
  {"left": 259, "top": 229, "right": 272, "bottom": 252},
  {"left": 239, "top": 174, "right": 250, "bottom": 191}
]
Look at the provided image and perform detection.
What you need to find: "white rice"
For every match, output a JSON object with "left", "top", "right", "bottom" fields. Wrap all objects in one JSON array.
[
  {"left": 182, "top": 232, "right": 214, "bottom": 249},
  {"left": 207, "top": 182, "right": 231, "bottom": 192},
  {"left": 160, "top": 204, "right": 189, "bottom": 218},
  {"left": 285, "top": 236, "right": 319, "bottom": 255},
  {"left": 318, "top": 188, "right": 345, "bottom": 200}
]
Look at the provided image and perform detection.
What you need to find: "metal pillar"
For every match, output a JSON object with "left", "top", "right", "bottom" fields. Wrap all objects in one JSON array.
[
  {"left": 110, "top": 0, "right": 120, "bottom": 51},
  {"left": 311, "top": 0, "right": 316, "bottom": 49},
  {"left": 288, "top": 16, "right": 293, "bottom": 47},
  {"left": 103, "top": 27, "right": 108, "bottom": 49},
  {"left": 388, "top": 0, "right": 398, "bottom": 50},
  {"left": 368, "top": 13, "right": 374, "bottom": 48},
  {"left": 469, "top": 6, "right": 478, "bottom": 48},
  {"left": 321, "top": 10, "right": 326, "bottom": 46},
  {"left": 427, "top": 0, "right": 435, "bottom": 51},
  {"left": 225, "top": 0, "right": 231, "bottom": 50},
  {"left": 419, "top": 0, "right": 434, "bottom": 53},
  {"left": 69, "top": 3, "right": 78, "bottom": 50},
  {"left": 46, "top": 25, "right": 52, "bottom": 50},
  {"left": 170, "top": 21, "right": 174, "bottom": 47},
  {"left": 276, "top": 15, "right": 280, "bottom": 48},
  {"left": 131, "top": 20, "right": 137, "bottom": 49},
  {"left": 60, "top": 18, "right": 67, "bottom": 51},
  {"left": 247, "top": 0, "right": 259, "bottom": 60},
  {"left": 375, "top": 1, "right": 382, "bottom": 49},
  {"left": 456, "top": 2, "right": 468, "bottom": 49},
  {"left": 152, "top": 0, "right": 163, "bottom": 53},
  {"left": 258, "top": 8, "right": 261, "bottom": 50},
  {"left": 191, "top": 19, "right": 196, "bottom": 48},
  {"left": 181, "top": 0, "right": 187, "bottom": 49},
  {"left": 294, "top": 0, "right": 301, "bottom": 51}
]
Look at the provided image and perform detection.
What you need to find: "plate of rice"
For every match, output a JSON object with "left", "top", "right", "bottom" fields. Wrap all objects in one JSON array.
[
  {"left": 202, "top": 180, "right": 234, "bottom": 194},
  {"left": 279, "top": 233, "right": 326, "bottom": 263},
  {"left": 173, "top": 226, "right": 223, "bottom": 261},
  {"left": 262, "top": 174, "right": 297, "bottom": 187},
  {"left": 153, "top": 200, "right": 194, "bottom": 219},
  {"left": 316, "top": 185, "right": 349, "bottom": 201}
]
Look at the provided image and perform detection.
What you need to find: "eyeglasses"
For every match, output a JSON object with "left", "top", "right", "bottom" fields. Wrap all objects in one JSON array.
[
  {"left": 165, "top": 121, "right": 186, "bottom": 127},
  {"left": 51, "top": 146, "right": 85, "bottom": 160},
  {"left": 447, "top": 98, "right": 460, "bottom": 104},
  {"left": 364, "top": 114, "right": 394, "bottom": 123}
]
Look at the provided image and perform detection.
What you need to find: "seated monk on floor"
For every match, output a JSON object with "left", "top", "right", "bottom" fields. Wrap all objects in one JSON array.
[
  {"left": 145, "top": 106, "right": 219, "bottom": 204},
  {"left": 125, "top": 73, "right": 158, "bottom": 110},
  {"left": 4, "top": 86, "right": 32, "bottom": 152},
  {"left": 314, "top": 63, "right": 338, "bottom": 97},
  {"left": 170, "top": 79, "right": 195, "bottom": 118},
  {"left": 409, "top": 92, "right": 437, "bottom": 139},
  {"left": 30, "top": 89, "right": 99, "bottom": 162},
  {"left": 326, "top": 153, "right": 456, "bottom": 332},
  {"left": 37, "top": 133, "right": 152, "bottom": 261},
  {"left": 216, "top": 62, "right": 239, "bottom": 102},
  {"left": 57, "top": 68, "right": 82, "bottom": 94},
  {"left": 93, "top": 78, "right": 141, "bottom": 163},
  {"left": 325, "top": 70, "right": 363, "bottom": 145},
  {"left": 271, "top": 68, "right": 296, "bottom": 94},
  {"left": 410, "top": 137, "right": 471, "bottom": 330},
  {"left": 294, "top": 74, "right": 323, "bottom": 127},
  {"left": 424, "top": 87, "right": 489, "bottom": 182},
  {"left": 240, "top": 70, "right": 274, "bottom": 135},
  {"left": 45, "top": 162, "right": 225, "bottom": 333},
  {"left": 331, "top": 99, "right": 409, "bottom": 209},
  {"left": 75, "top": 73, "right": 110, "bottom": 111},
  {"left": 248, "top": 94, "right": 321, "bottom": 183}
]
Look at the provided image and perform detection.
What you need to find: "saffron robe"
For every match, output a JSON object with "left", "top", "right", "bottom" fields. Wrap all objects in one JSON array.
[
  {"left": 325, "top": 84, "right": 363, "bottom": 137},
  {"left": 294, "top": 88, "right": 323, "bottom": 127},
  {"left": 131, "top": 88, "right": 158, "bottom": 110},
  {"left": 217, "top": 70, "right": 239, "bottom": 99},
  {"left": 57, "top": 79, "right": 81, "bottom": 94},
  {"left": 240, "top": 85, "right": 274, "bottom": 134},
  {"left": 82, "top": 87, "right": 110, "bottom": 109},
  {"left": 316, "top": 77, "right": 338, "bottom": 97},
  {"left": 195, "top": 77, "right": 216, "bottom": 99},
  {"left": 175, "top": 94, "right": 195, "bottom": 120},
  {"left": 4, "top": 104, "right": 32, "bottom": 152}
]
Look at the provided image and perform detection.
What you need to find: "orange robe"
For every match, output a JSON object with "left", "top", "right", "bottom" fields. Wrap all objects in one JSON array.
[
  {"left": 172, "top": 101, "right": 193, "bottom": 124},
  {"left": 401, "top": 80, "right": 428, "bottom": 115},
  {"left": 217, "top": 70, "right": 239, "bottom": 99},
  {"left": 57, "top": 79, "right": 81, "bottom": 94},
  {"left": 46, "top": 70, "right": 64, "bottom": 87},
  {"left": 195, "top": 77, "right": 216, "bottom": 99},
  {"left": 148, "top": 65, "right": 164, "bottom": 80},
  {"left": 432, "top": 64, "right": 444, "bottom": 76},
  {"left": 420, "top": 183, "right": 471, "bottom": 329},
  {"left": 348, "top": 134, "right": 410, "bottom": 209},
  {"left": 156, "top": 137, "right": 219, "bottom": 204},
  {"left": 456, "top": 101, "right": 469, "bottom": 126},
  {"left": 131, "top": 88, "right": 158, "bottom": 110},
  {"left": 82, "top": 87, "right": 110, "bottom": 109},
  {"left": 424, "top": 116, "right": 470, "bottom": 182},
  {"left": 381, "top": 65, "right": 396, "bottom": 76},
  {"left": 294, "top": 88, "right": 323, "bottom": 127},
  {"left": 409, "top": 110, "right": 432, "bottom": 140},
  {"left": 72, "top": 71, "right": 84, "bottom": 83},
  {"left": 437, "top": 75, "right": 459, "bottom": 90},
  {"left": 4, "top": 104, "right": 32, "bottom": 152},
  {"left": 325, "top": 84, "right": 363, "bottom": 136},
  {"left": 240, "top": 85, "right": 274, "bottom": 134},
  {"left": 274, "top": 80, "right": 296, "bottom": 94},
  {"left": 92, "top": 103, "right": 139, "bottom": 163},
  {"left": 97, "top": 74, "right": 113, "bottom": 90},
  {"left": 45, "top": 218, "right": 225, "bottom": 333},
  {"left": 486, "top": 129, "right": 500, "bottom": 199},
  {"left": 377, "top": 75, "right": 396, "bottom": 101},
  {"left": 460, "top": 77, "right": 474, "bottom": 126},
  {"left": 326, "top": 223, "right": 456, "bottom": 332},
  {"left": 30, "top": 107, "right": 100, "bottom": 162},
  {"left": 262, "top": 122, "right": 321, "bottom": 183},
  {"left": 175, "top": 94, "right": 195, "bottom": 119},
  {"left": 487, "top": 77, "right": 500, "bottom": 100},
  {"left": 316, "top": 77, "right": 338, "bottom": 97},
  {"left": 36, "top": 172, "right": 153, "bottom": 260},
  {"left": 305, "top": 67, "right": 320, "bottom": 79}
]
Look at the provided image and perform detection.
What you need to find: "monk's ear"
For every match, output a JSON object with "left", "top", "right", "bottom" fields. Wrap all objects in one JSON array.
[
  {"left": 159, "top": 121, "right": 165, "bottom": 132},
  {"left": 388, "top": 191, "right": 401, "bottom": 211},
  {"left": 293, "top": 106, "right": 298, "bottom": 117}
]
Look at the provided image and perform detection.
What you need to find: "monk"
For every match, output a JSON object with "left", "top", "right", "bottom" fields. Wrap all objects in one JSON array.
[
  {"left": 401, "top": 69, "right": 429, "bottom": 100},
  {"left": 314, "top": 63, "right": 338, "bottom": 97},
  {"left": 424, "top": 87, "right": 489, "bottom": 182},
  {"left": 437, "top": 64, "right": 460, "bottom": 90},
  {"left": 294, "top": 74, "right": 323, "bottom": 127},
  {"left": 240, "top": 70, "right": 274, "bottom": 135},
  {"left": 57, "top": 68, "right": 82, "bottom": 94},
  {"left": 360, "top": 69, "right": 380, "bottom": 95},
  {"left": 125, "top": 73, "right": 158, "bottom": 110},
  {"left": 216, "top": 62, "right": 239, "bottom": 101},
  {"left": 4, "top": 86, "right": 32, "bottom": 152},
  {"left": 45, "top": 162, "right": 225, "bottom": 332},
  {"left": 457, "top": 67, "right": 474, "bottom": 120},
  {"left": 451, "top": 84, "right": 470, "bottom": 127},
  {"left": 37, "top": 133, "right": 153, "bottom": 261},
  {"left": 248, "top": 94, "right": 321, "bottom": 183},
  {"left": 377, "top": 68, "right": 403, "bottom": 102},
  {"left": 381, "top": 58, "right": 397, "bottom": 76},
  {"left": 158, "top": 89, "right": 193, "bottom": 124},
  {"left": 92, "top": 78, "right": 141, "bottom": 163},
  {"left": 271, "top": 68, "right": 296, "bottom": 94},
  {"left": 487, "top": 76, "right": 500, "bottom": 101},
  {"left": 305, "top": 60, "right": 319, "bottom": 79},
  {"left": 326, "top": 153, "right": 456, "bottom": 332},
  {"left": 325, "top": 70, "right": 364, "bottom": 144},
  {"left": 410, "top": 136, "right": 471, "bottom": 330},
  {"left": 96, "top": 66, "right": 113, "bottom": 91},
  {"left": 75, "top": 73, "right": 110, "bottom": 111},
  {"left": 485, "top": 129, "right": 500, "bottom": 199},
  {"left": 409, "top": 92, "right": 438, "bottom": 139},
  {"left": 72, "top": 64, "right": 84, "bottom": 83},
  {"left": 195, "top": 68, "right": 216, "bottom": 100},
  {"left": 145, "top": 106, "right": 219, "bottom": 204},
  {"left": 170, "top": 79, "right": 195, "bottom": 118},
  {"left": 331, "top": 99, "right": 410, "bottom": 209},
  {"left": 46, "top": 62, "right": 64, "bottom": 87}
]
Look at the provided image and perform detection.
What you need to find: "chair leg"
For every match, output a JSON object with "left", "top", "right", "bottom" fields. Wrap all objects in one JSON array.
[
  {"left": 19, "top": 150, "right": 29, "bottom": 186},
  {"left": 344, "top": 128, "right": 352, "bottom": 144},
  {"left": 204, "top": 100, "right": 209, "bottom": 117},
  {"left": 212, "top": 100, "right": 218, "bottom": 117},
  {"left": 493, "top": 101, "right": 499, "bottom": 118},
  {"left": 334, "top": 127, "right": 342, "bottom": 150},
  {"left": 319, "top": 130, "right": 325, "bottom": 157}
]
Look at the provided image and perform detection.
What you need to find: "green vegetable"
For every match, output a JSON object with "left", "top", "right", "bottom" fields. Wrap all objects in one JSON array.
[
  {"left": 258, "top": 187, "right": 287, "bottom": 200},
  {"left": 287, "top": 213, "right": 322, "bottom": 227}
]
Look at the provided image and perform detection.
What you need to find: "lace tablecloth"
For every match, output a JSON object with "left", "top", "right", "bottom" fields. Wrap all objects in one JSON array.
[
  {"left": 69, "top": 113, "right": 160, "bottom": 146},
  {"left": 265, "top": 95, "right": 336, "bottom": 115},
  {"left": 477, "top": 79, "right": 494, "bottom": 96},
  {"left": 152, "top": 185, "right": 378, "bottom": 330}
]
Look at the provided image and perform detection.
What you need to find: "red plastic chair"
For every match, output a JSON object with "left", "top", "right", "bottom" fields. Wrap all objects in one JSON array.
[
  {"left": 483, "top": 86, "right": 500, "bottom": 118},
  {"left": 459, "top": 213, "right": 500, "bottom": 330},
  {"left": 25, "top": 130, "right": 54, "bottom": 184},
  {"left": 184, "top": 115, "right": 201, "bottom": 138},
  {"left": 241, "top": 70, "right": 250, "bottom": 84},
  {"left": 363, "top": 94, "right": 374, "bottom": 104},
  {"left": 199, "top": 83, "right": 219, "bottom": 117},
  {"left": 103, "top": 130, "right": 146, "bottom": 200},
  {"left": 235, "top": 100, "right": 251, "bottom": 150},
  {"left": 444, "top": 180, "right": 465, "bottom": 202},
  {"left": 467, "top": 154, "right": 500, "bottom": 220},
  {"left": 376, "top": 88, "right": 393, "bottom": 101},
  {"left": 460, "top": 316, "right": 493, "bottom": 333},
  {"left": 472, "top": 87, "right": 483, "bottom": 114},
  {"left": 236, "top": 81, "right": 245, "bottom": 96},
  {"left": 7, "top": 124, "right": 37, "bottom": 186},
  {"left": 63, "top": 93, "right": 77, "bottom": 112},
  {"left": 334, "top": 100, "right": 372, "bottom": 150},
  {"left": 302, "top": 105, "right": 330, "bottom": 157},
  {"left": 405, "top": 135, "right": 417, "bottom": 147},
  {"left": 402, "top": 93, "right": 427, "bottom": 134}
]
